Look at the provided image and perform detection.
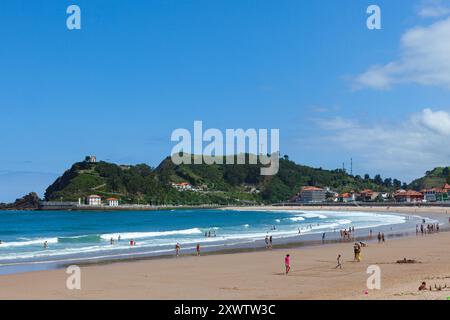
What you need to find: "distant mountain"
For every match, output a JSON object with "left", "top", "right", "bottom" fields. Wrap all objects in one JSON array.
[
  {"left": 43, "top": 155, "right": 401, "bottom": 205},
  {"left": 408, "top": 167, "right": 450, "bottom": 190}
]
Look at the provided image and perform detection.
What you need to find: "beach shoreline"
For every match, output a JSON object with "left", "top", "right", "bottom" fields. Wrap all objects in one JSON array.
[
  {"left": 223, "top": 205, "right": 450, "bottom": 215},
  {"left": 0, "top": 206, "right": 449, "bottom": 300}
]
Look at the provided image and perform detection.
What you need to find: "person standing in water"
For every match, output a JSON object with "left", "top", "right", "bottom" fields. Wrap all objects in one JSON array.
[
  {"left": 43, "top": 241, "right": 48, "bottom": 249},
  {"left": 284, "top": 254, "right": 291, "bottom": 275},
  {"left": 175, "top": 243, "right": 181, "bottom": 257}
]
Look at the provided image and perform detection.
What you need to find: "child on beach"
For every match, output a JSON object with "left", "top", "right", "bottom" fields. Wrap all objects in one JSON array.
[
  {"left": 335, "top": 254, "right": 342, "bottom": 269},
  {"left": 284, "top": 254, "right": 291, "bottom": 275}
]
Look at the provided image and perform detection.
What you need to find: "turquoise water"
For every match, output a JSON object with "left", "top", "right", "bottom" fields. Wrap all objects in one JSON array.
[{"left": 0, "top": 209, "right": 414, "bottom": 268}]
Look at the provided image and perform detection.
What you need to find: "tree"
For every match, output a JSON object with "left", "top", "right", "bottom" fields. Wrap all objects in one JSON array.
[
  {"left": 374, "top": 174, "right": 383, "bottom": 185},
  {"left": 393, "top": 179, "right": 402, "bottom": 189}
]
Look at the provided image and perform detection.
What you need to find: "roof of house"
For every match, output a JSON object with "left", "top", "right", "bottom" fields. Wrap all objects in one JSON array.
[
  {"left": 394, "top": 190, "right": 423, "bottom": 197},
  {"left": 341, "top": 193, "right": 352, "bottom": 198},
  {"left": 301, "top": 186, "right": 324, "bottom": 192},
  {"left": 88, "top": 195, "right": 101, "bottom": 198},
  {"left": 106, "top": 198, "right": 118, "bottom": 201}
]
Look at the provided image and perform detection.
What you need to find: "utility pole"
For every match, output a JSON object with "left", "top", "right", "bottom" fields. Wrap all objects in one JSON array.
[{"left": 350, "top": 158, "right": 353, "bottom": 176}]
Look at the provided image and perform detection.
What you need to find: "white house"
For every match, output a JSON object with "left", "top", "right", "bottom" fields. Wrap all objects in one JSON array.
[
  {"left": 87, "top": 195, "right": 102, "bottom": 206},
  {"left": 107, "top": 198, "right": 119, "bottom": 207}
]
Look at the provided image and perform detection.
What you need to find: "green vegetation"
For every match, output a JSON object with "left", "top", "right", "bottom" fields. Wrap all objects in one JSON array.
[
  {"left": 44, "top": 155, "right": 408, "bottom": 205},
  {"left": 408, "top": 167, "right": 450, "bottom": 190}
]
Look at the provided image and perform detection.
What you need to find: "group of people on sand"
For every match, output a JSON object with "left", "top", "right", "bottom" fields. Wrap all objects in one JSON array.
[
  {"left": 340, "top": 226, "right": 355, "bottom": 241},
  {"left": 377, "top": 232, "right": 385, "bottom": 243},
  {"left": 416, "top": 223, "right": 440, "bottom": 236},
  {"left": 265, "top": 235, "right": 273, "bottom": 249},
  {"left": 174, "top": 242, "right": 202, "bottom": 257}
]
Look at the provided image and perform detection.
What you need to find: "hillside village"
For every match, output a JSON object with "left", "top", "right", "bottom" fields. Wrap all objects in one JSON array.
[{"left": 26, "top": 155, "right": 450, "bottom": 209}]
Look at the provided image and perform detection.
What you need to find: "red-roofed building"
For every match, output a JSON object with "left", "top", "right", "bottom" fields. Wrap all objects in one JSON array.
[
  {"left": 339, "top": 192, "right": 356, "bottom": 203},
  {"left": 394, "top": 190, "right": 423, "bottom": 203},
  {"left": 86, "top": 195, "right": 102, "bottom": 206},
  {"left": 297, "top": 186, "right": 326, "bottom": 203},
  {"left": 359, "top": 189, "right": 380, "bottom": 202}
]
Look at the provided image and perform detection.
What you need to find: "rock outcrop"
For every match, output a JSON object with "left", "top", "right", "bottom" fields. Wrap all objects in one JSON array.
[{"left": 0, "top": 192, "right": 41, "bottom": 210}]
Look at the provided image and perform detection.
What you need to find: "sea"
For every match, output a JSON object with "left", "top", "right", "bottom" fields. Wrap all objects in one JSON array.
[{"left": 0, "top": 209, "right": 437, "bottom": 274}]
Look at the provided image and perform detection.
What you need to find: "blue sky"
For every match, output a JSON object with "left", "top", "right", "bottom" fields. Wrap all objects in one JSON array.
[{"left": 1, "top": 0, "right": 450, "bottom": 201}]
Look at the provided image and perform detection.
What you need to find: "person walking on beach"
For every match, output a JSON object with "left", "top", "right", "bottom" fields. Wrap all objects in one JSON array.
[
  {"left": 322, "top": 232, "right": 326, "bottom": 243},
  {"left": 381, "top": 233, "right": 385, "bottom": 243},
  {"left": 265, "top": 235, "right": 269, "bottom": 249},
  {"left": 175, "top": 243, "right": 181, "bottom": 257},
  {"left": 269, "top": 236, "right": 273, "bottom": 249},
  {"left": 196, "top": 243, "right": 201, "bottom": 256},
  {"left": 377, "top": 232, "right": 381, "bottom": 243},
  {"left": 335, "top": 254, "right": 342, "bottom": 269},
  {"left": 284, "top": 254, "right": 291, "bottom": 275}
]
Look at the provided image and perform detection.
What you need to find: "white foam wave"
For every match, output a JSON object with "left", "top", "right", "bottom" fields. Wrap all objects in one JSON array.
[
  {"left": 289, "top": 216, "right": 305, "bottom": 222},
  {"left": 100, "top": 228, "right": 202, "bottom": 240},
  {"left": 0, "top": 238, "right": 58, "bottom": 248}
]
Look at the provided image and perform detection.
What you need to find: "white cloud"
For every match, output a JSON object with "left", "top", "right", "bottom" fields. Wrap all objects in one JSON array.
[
  {"left": 354, "top": 16, "right": 450, "bottom": 90},
  {"left": 313, "top": 109, "right": 450, "bottom": 181},
  {"left": 415, "top": 108, "right": 450, "bottom": 134},
  {"left": 418, "top": 0, "right": 450, "bottom": 17}
]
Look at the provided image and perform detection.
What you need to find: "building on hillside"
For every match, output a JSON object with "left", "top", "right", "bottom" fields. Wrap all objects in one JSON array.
[
  {"left": 339, "top": 192, "right": 356, "bottom": 203},
  {"left": 171, "top": 182, "right": 193, "bottom": 191},
  {"left": 422, "top": 189, "right": 438, "bottom": 202},
  {"left": 394, "top": 190, "right": 423, "bottom": 203},
  {"left": 296, "top": 186, "right": 326, "bottom": 203},
  {"left": 107, "top": 198, "right": 119, "bottom": 207},
  {"left": 359, "top": 189, "right": 380, "bottom": 202},
  {"left": 86, "top": 195, "right": 102, "bottom": 206},
  {"left": 85, "top": 155, "right": 97, "bottom": 163},
  {"left": 443, "top": 183, "right": 450, "bottom": 193}
]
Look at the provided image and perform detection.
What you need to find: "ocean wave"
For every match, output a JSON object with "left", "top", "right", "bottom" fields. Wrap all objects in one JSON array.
[
  {"left": 300, "top": 213, "right": 328, "bottom": 219},
  {"left": 289, "top": 216, "right": 305, "bottom": 222},
  {"left": 58, "top": 235, "right": 102, "bottom": 243},
  {"left": 100, "top": 228, "right": 202, "bottom": 240},
  {"left": 0, "top": 238, "right": 58, "bottom": 248}
]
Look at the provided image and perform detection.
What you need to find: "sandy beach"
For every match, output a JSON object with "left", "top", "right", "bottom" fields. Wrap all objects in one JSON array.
[{"left": 0, "top": 207, "right": 449, "bottom": 300}]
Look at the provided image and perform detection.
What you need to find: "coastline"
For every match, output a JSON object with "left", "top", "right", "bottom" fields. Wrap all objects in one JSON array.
[
  {"left": 223, "top": 205, "right": 450, "bottom": 215},
  {"left": 1, "top": 227, "right": 449, "bottom": 300},
  {"left": 0, "top": 207, "right": 449, "bottom": 299}
]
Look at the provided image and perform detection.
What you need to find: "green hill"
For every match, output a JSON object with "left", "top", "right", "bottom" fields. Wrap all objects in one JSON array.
[
  {"left": 408, "top": 167, "right": 450, "bottom": 190},
  {"left": 44, "top": 155, "right": 403, "bottom": 205}
]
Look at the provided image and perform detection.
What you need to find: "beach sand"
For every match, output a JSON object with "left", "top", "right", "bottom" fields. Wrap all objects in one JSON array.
[{"left": 1, "top": 207, "right": 449, "bottom": 300}]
